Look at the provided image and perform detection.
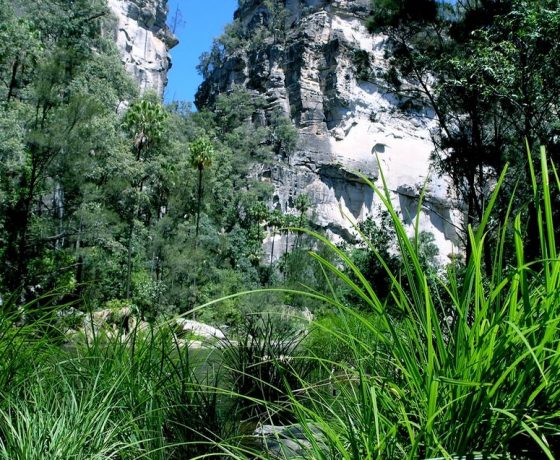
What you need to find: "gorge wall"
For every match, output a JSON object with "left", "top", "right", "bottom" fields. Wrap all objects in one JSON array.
[
  {"left": 196, "top": 0, "right": 461, "bottom": 262},
  {"left": 108, "top": 0, "right": 177, "bottom": 96}
]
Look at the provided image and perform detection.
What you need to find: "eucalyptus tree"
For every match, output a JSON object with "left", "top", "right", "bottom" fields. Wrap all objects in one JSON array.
[
  {"left": 0, "top": 6, "right": 41, "bottom": 103},
  {"left": 0, "top": 0, "right": 134, "bottom": 300},
  {"left": 368, "top": 0, "right": 560, "bottom": 264}
]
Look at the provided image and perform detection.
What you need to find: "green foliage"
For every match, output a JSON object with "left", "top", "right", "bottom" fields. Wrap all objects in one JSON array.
[
  {"left": 352, "top": 49, "right": 373, "bottom": 81},
  {"left": 214, "top": 86, "right": 262, "bottom": 133},
  {"left": 262, "top": 0, "right": 289, "bottom": 43},
  {"left": 196, "top": 22, "right": 244, "bottom": 79},
  {"left": 270, "top": 109, "right": 299, "bottom": 156},
  {"left": 345, "top": 211, "right": 400, "bottom": 301},
  {"left": 294, "top": 194, "right": 311, "bottom": 215},
  {"left": 369, "top": 0, "right": 560, "bottom": 263},
  {"left": 367, "top": 0, "right": 438, "bottom": 31},
  {"left": 189, "top": 136, "right": 214, "bottom": 171},
  {"left": 197, "top": 0, "right": 289, "bottom": 79},
  {"left": 0, "top": 311, "right": 237, "bottom": 459},
  {"left": 255, "top": 148, "right": 560, "bottom": 459},
  {"left": 220, "top": 313, "right": 312, "bottom": 422},
  {"left": 123, "top": 100, "right": 168, "bottom": 156},
  {"left": 1, "top": 0, "right": 560, "bottom": 456},
  {"left": 1, "top": 150, "right": 559, "bottom": 459},
  {"left": 0, "top": 0, "right": 136, "bottom": 299}
]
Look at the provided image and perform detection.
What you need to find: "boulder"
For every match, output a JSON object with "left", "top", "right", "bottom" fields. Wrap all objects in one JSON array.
[
  {"left": 175, "top": 318, "right": 226, "bottom": 340},
  {"left": 255, "top": 423, "right": 327, "bottom": 459}
]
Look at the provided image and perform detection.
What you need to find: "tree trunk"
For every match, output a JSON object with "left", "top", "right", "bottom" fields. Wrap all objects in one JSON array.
[
  {"left": 270, "top": 229, "right": 275, "bottom": 268},
  {"left": 125, "top": 219, "right": 134, "bottom": 299},
  {"left": 295, "top": 213, "right": 304, "bottom": 249},
  {"left": 195, "top": 168, "right": 203, "bottom": 244},
  {"left": 5, "top": 161, "right": 37, "bottom": 295},
  {"left": 191, "top": 168, "right": 204, "bottom": 320},
  {"left": 6, "top": 58, "right": 19, "bottom": 103},
  {"left": 3, "top": 198, "right": 28, "bottom": 294},
  {"left": 74, "top": 218, "right": 84, "bottom": 298}
]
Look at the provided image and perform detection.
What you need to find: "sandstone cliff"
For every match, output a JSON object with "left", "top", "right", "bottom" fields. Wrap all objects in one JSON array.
[
  {"left": 108, "top": 0, "right": 178, "bottom": 96},
  {"left": 196, "top": 0, "right": 460, "bottom": 261}
]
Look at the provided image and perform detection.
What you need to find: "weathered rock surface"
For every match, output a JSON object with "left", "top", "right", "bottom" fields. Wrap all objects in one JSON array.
[
  {"left": 176, "top": 318, "right": 226, "bottom": 340},
  {"left": 108, "top": 0, "right": 178, "bottom": 96},
  {"left": 197, "top": 0, "right": 461, "bottom": 262},
  {"left": 63, "top": 306, "right": 222, "bottom": 348}
]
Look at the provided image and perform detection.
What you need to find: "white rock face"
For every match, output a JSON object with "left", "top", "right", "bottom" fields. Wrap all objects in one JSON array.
[
  {"left": 108, "top": 0, "right": 177, "bottom": 96},
  {"left": 197, "top": 0, "right": 461, "bottom": 263}
]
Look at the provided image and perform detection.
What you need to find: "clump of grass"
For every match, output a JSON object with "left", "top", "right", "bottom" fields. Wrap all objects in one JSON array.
[
  {"left": 0, "top": 369, "right": 133, "bottom": 459},
  {"left": 220, "top": 314, "right": 313, "bottom": 424},
  {"left": 268, "top": 147, "right": 560, "bottom": 459},
  {"left": 0, "top": 300, "right": 65, "bottom": 407},
  {"left": 0, "top": 315, "right": 238, "bottom": 459}
]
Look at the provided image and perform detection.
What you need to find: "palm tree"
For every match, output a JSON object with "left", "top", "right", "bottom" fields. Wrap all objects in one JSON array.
[
  {"left": 123, "top": 100, "right": 167, "bottom": 160},
  {"left": 283, "top": 213, "right": 298, "bottom": 256},
  {"left": 122, "top": 100, "right": 167, "bottom": 299},
  {"left": 189, "top": 136, "right": 214, "bottom": 243},
  {"left": 249, "top": 201, "right": 269, "bottom": 243}
]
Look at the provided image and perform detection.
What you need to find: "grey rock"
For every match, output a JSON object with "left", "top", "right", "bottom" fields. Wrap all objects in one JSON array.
[
  {"left": 255, "top": 423, "right": 327, "bottom": 459},
  {"left": 196, "top": 0, "right": 461, "bottom": 262},
  {"left": 108, "top": 0, "right": 178, "bottom": 96},
  {"left": 175, "top": 318, "right": 226, "bottom": 340}
]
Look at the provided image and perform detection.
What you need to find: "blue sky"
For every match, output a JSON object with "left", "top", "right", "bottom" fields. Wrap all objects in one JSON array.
[{"left": 164, "top": 0, "right": 238, "bottom": 105}]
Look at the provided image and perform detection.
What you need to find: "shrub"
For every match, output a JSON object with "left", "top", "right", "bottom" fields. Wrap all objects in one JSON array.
[
  {"left": 220, "top": 313, "right": 313, "bottom": 423},
  {"left": 353, "top": 49, "right": 373, "bottom": 81}
]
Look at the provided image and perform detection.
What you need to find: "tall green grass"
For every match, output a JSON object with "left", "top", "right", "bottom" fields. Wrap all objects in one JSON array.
[
  {"left": 0, "top": 148, "right": 558, "bottom": 459},
  {"left": 219, "top": 313, "right": 314, "bottom": 423},
  {"left": 0, "top": 315, "right": 234, "bottom": 459},
  {"left": 271, "top": 147, "right": 560, "bottom": 459}
]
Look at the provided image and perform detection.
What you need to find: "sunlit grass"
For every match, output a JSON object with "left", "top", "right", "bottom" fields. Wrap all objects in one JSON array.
[{"left": 265, "top": 147, "right": 560, "bottom": 459}]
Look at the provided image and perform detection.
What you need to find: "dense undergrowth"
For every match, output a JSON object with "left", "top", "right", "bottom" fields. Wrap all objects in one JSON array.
[{"left": 0, "top": 149, "right": 558, "bottom": 459}]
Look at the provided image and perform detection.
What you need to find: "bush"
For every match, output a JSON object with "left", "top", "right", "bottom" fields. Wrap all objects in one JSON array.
[
  {"left": 353, "top": 49, "right": 373, "bottom": 81},
  {"left": 220, "top": 313, "right": 313, "bottom": 423}
]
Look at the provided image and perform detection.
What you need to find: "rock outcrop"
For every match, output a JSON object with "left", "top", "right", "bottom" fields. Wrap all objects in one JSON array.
[
  {"left": 108, "top": 0, "right": 178, "bottom": 96},
  {"left": 196, "top": 0, "right": 461, "bottom": 262}
]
